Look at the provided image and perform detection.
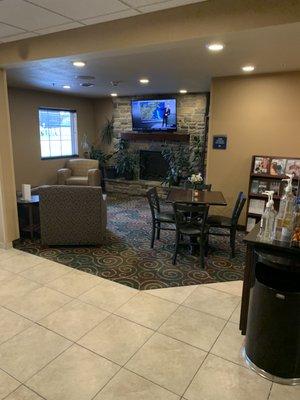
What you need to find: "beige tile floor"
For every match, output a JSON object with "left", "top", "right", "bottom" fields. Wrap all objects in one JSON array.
[{"left": 0, "top": 248, "right": 298, "bottom": 400}]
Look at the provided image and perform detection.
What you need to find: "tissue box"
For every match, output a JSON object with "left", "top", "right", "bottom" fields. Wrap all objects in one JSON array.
[{"left": 22, "top": 184, "right": 31, "bottom": 201}]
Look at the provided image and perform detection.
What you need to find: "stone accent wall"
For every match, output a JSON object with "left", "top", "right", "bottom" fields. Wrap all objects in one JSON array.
[
  {"left": 112, "top": 93, "right": 208, "bottom": 145},
  {"left": 108, "top": 93, "right": 209, "bottom": 190},
  {"left": 105, "top": 178, "right": 168, "bottom": 197}
]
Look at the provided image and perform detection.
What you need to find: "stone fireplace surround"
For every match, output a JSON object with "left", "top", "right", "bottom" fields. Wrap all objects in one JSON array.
[{"left": 105, "top": 93, "right": 209, "bottom": 195}]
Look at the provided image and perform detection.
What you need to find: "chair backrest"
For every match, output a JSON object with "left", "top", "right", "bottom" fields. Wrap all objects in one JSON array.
[
  {"left": 146, "top": 187, "right": 160, "bottom": 218},
  {"left": 66, "top": 158, "right": 99, "bottom": 177},
  {"left": 183, "top": 181, "right": 212, "bottom": 191},
  {"left": 231, "top": 192, "right": 246, "bottom": 226},
  {"left": 173, "top": 202, "right": 209, "bottom": 235}
]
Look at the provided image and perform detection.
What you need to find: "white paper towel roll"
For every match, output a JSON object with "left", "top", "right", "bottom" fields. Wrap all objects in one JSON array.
[{"left": 22, "top": 184, "right": 31, "bottom": 201}]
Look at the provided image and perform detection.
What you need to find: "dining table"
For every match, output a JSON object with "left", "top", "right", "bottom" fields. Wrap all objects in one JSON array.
[
  {"left": 166, "top": 187, "right": 227, "bottom": 254},
  {"left": 166, "top": 187, "right": 227, "bottom": 206}
]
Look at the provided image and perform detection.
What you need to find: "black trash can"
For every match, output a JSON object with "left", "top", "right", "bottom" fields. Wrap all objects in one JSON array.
[{"left": 244, "top": 252, "right": 300, "bottom": 384}]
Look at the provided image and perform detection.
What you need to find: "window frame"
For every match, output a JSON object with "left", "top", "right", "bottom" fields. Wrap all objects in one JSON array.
[{"left": 38, "top": 107, "right": 79, "bottom": 160}]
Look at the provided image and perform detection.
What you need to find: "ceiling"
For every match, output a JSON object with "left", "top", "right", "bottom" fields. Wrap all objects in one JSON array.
[
  {"left": 6, "top": 22, "right": 300, "bottom": 97},
  {"left": 0, "top": 0, "right": 206, "bottom": 43}
]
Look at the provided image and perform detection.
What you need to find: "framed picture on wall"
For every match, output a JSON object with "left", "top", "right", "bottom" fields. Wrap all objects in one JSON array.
[
  {"left": 285, "top": 159, "right": 300, "bottom": 178},
  {"left": 253, "top": 156, "right": 270, "bottom": 174},
  {"left": 270, "top": 158, "right": 287, "bottom": 176}
]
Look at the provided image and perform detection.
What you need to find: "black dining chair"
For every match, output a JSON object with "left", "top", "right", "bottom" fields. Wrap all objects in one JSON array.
[
  {"left": 146, "top": 187, "right": 175, "bottom": 248},
  {"left": 172, "top": 203, "right": 209, "bottom": 268},
  {"left": 207, "top": 191, "right": 246, "bottom": 258}
]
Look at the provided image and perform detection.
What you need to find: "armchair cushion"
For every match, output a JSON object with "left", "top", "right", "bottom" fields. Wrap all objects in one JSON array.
[{"left": 66, "top": 176, "right": 88, "bottom": 186}]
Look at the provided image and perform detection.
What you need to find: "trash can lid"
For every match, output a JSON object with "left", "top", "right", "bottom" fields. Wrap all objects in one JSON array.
[{"left": 256, "top": 251, "right": 300, "bottom": 269}]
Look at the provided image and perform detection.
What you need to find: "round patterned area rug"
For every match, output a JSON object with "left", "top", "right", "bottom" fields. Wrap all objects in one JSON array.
[{"left": 14, "top": 193, "right": 246, "bottom": 290}]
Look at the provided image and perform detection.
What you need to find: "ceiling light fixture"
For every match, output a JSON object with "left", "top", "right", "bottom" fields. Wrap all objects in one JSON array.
[
  {"left": 139, "top": 78, "right": 149, "bottom": 84},
  {"left": 73, "top": 61, "right": 86, "bottom": 68},
  {"left": 206, "top": 43, "right": 224, "bottom": 52},
  {"left": 111, "top": 93, "right": 118, "bottom": 97},
  {"left": 179, "top": 89, "right": 187, "bottom": 94},
  {"left": 62, "top": 85, "right": 71, "bottom": 89},
  {"left": 80, "top": 82, "right": 94, "bottom": 87},
  {"left": 242, "top": 65, "right": 255, "bottom": 72}
]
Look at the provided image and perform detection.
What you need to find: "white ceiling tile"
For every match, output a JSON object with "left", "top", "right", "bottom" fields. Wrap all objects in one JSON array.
[
  {"left": 28, "top": 0, "right": 130, "bottom": 20},
  {"left": 82, "top": 9, "right": 139, "bottom": 25},
  {"left": 123, "top": 0, "right": 166, "bottom": 6},
  {"left": 0, "top": 0, "right": 71, "bottom": 31},
  {"left": 137, "top": 0, "right": 207, "bottom": 12},
  {"left": 0, "top": 22, "right": 25, "bottom": 39},
  {"left": 34, "top": 22, "right": 84, "bottom": 35},
  {"left": 1, "top": 32, "right": 38, "bottom": 43}
]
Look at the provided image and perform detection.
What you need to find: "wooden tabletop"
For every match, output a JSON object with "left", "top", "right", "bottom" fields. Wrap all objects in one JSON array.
[
  {"left": 166, "top": 188, "right": 227, "bottom": 206},
  {"left": 17, "top": 195, "right": 39, "bottom": 204}
]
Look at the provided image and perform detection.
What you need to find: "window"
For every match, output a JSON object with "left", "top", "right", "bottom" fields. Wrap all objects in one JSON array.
[{"left": 39, "top": 108, "right": 78, "bottom": 159}]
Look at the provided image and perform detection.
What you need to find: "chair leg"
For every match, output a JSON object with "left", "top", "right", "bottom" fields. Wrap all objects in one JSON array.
[
  {"left": 199, "top": 238, "right": 206, "bottom": 269},
  {"left": 172, "top": 231, "right": 180, "bottom": 265},
  {"left": 156, "top": 222, "right": 161, "bottom": 240},
  {"left": 230, "top": 229, "right": 236, "bottom": 258},
  {"left": 205, "top": 234, "right": 209, "bottom": 256},
  {"left": 150, "top": 222, "right": 156, "bottom": 249}
]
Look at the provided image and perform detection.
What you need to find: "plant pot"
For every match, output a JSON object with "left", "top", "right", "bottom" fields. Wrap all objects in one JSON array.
[
  {"left": 105, "top": 166, "right": 117, "bottom": 179},
  {"left": 124, "top": 171, "right": 134, "bottom": 181}
]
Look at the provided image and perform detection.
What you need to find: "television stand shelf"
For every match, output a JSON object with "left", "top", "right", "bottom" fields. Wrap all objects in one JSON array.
[{"left": 120, "top": 132, "right": 190, "bottom": 143}]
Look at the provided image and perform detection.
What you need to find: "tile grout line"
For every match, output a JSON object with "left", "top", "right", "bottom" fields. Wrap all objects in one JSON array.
[
  {"left": 182, "top": 308, "right": 241, "bottom": 399},
  {"left": 91, "top": 297, "right": 184, "bottom": 399},
  {"left": 267, "top": 382, "right": 273, "bottom": 399}
]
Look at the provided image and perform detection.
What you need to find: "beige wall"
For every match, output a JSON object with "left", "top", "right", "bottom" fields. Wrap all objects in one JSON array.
[
  {"left": 207, "top": 71, "right": 300, "bottom": 225},
  {"left": 8, "top": 88, "right": 97, "bottom": 190},
  {"left": 0, "top": 70, "right": 19, "bottom": 246}
]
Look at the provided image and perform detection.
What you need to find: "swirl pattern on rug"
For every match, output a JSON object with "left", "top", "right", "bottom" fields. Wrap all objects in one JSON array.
[{"left": 14, "top": 193, "right": 246, "bottom": 290}]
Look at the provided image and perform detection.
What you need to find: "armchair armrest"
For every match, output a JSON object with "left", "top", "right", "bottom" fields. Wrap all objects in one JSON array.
[
  {"left": 57, "top": 168, "right": 71, "bottom": 185},
  {"left": 88, "top": 168, "right": 101, "bottom": 186}
]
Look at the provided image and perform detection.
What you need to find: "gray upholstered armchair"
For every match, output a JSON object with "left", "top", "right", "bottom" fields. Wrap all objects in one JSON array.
[
  {"left": 57, "top": 158, "right": 100, "bottom": 186},
  {"left": 39, "top": 185, "right": 107, "bottom": 246}
]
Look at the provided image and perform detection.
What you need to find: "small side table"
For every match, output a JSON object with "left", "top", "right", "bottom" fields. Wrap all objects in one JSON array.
[{"left": 17, "top": 195, "right": 40, "bottom": 239}]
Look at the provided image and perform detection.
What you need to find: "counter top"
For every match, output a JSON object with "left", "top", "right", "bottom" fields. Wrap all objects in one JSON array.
[{"left": 244, "top": 224, "right": 300, "bottom": 255}]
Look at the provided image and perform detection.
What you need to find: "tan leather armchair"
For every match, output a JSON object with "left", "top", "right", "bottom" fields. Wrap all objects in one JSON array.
[{"left": 57, "top": 158, "right": 100, "bottom": 186}]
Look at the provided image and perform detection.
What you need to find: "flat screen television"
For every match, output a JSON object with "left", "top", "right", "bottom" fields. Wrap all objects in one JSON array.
[{"left": 131, "top": 98, "right": 177, "bottom": 132}]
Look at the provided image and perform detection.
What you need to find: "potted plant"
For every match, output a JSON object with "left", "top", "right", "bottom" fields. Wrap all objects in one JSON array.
[
  {"left": 162, "top": 144, "right": 191, "bottom": 187},
  {"left": 115, "top": 139, "right": 138, "bottom": 180},
  {"left": 101, "top": 117, "right": 114, "bottom": 145},
  {"left": 161, "top": 136, "right": 205, "bottom": 187}
]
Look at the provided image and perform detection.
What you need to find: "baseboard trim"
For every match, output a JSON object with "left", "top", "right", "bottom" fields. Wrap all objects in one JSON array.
[{"left": 0, "top": 242, "right": 13, "bottom": 250}]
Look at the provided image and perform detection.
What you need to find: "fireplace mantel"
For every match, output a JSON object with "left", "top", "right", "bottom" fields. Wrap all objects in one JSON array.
[{"left": 120, "top": 132, "right": 190, "bottom": 143}]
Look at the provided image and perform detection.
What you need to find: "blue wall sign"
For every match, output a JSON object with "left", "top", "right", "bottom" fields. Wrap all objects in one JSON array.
[{"left": 213, "top": 135, "right": 227, "bottom": 149}]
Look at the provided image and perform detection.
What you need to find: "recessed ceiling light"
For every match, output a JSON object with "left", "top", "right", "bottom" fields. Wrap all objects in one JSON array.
[
  {"left": 111, "top": 93, "right": 118, "bottom": 97},
  {"left": 62, "top": 85, "right": 71, "bottom": 89},
  {"left": 179, "top": 89, "right": 187, "bottom": 94},
  {"left": 73, "top": 61, "right": 86, "bottom": 68},
  {"left": 139, "top": 78, "right": 149, "bottom": 84},
  {"left": 206, "top": 43, "right": 224, "bottom": 52},
  {"left": 80, "top": 82, "right": 94, "bottom": 87},
  {"left": 242, "top": 65, "right": 255, "bottom": 72}
]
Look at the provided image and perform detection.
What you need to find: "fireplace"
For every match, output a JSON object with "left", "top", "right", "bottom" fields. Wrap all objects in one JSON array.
[{"left": 139, "top": 150, "right": 169, "bottom": 180}]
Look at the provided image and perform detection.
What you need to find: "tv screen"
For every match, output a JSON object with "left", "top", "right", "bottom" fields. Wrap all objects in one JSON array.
[{"left": 131, "top": 99, "right": 177, "bottom": 132}]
